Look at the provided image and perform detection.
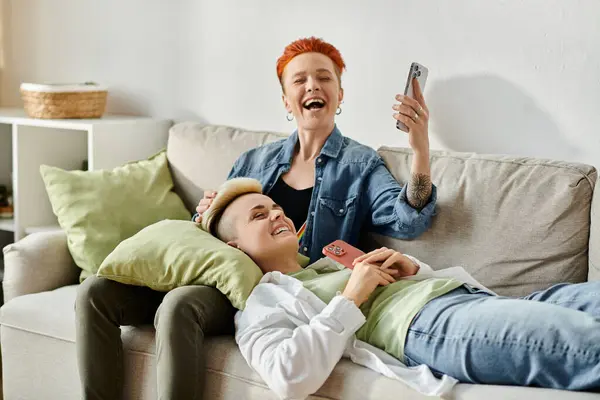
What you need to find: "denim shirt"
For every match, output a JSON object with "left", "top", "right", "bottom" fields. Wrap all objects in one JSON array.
[{"left": 226, "top": 125, "right": 437, "bottom": 263}]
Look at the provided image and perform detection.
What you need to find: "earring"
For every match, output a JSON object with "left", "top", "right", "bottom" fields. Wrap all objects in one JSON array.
[
  {"left": 336, "top": 106, "right": 342, "bottom": 115},
  {"left": 286, "top": 112, "right": 294, "bottom": 121}
]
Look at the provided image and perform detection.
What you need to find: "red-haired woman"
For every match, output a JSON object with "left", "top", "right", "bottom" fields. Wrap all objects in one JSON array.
[
  {"left": 74, "top": 37, "right": 436, "bottom": 400},
  {"left": 195, "top": 37, "right": 435, "bottom": 262},
  {"left": 76, "top": 37, "right": 436, "bottom": 400}
]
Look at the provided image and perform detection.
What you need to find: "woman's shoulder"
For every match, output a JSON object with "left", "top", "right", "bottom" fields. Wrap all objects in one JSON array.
[{"left": 338, "top": 135, "right": 381, "bottom": 164}]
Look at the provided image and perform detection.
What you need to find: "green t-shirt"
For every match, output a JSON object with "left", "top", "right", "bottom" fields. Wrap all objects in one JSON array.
[{"left": 289, "top": 259, "right": 462, "bottom": 360}]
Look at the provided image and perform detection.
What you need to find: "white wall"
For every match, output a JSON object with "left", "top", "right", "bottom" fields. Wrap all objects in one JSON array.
[{"left": 2, "top": 0, "right": 599, "bottom": 166}]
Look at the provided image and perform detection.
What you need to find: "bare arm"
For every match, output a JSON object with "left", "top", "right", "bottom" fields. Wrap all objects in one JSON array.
[
  {"left": 407, "top": 150, "right": 432, "bottom": 209},
  {"left": 393, "top": 78, "right": 433, "bottom": 210}
]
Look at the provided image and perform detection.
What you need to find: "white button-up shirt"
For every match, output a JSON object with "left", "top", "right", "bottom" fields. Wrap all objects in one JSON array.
[{"left": 235, "top": 256, "right": 493, "bottom": 399}]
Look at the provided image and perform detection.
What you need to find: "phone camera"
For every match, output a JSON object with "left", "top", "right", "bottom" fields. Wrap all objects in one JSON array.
[{"left": 416, "top": 71, "right": 422, "bottom": 77}]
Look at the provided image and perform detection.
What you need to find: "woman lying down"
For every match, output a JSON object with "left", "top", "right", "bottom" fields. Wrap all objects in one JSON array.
[{"left": 201, "top": 178, "right": 600, "bottom": 399}]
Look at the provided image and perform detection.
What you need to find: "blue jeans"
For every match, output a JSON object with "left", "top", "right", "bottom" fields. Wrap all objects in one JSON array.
[{"left": 403, "top": 282, "right": 600, "bottom": 390}]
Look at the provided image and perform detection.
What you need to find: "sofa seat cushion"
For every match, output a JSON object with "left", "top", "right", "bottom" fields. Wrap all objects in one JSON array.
[
  {"left": 1, "top": 287, "right": 594, "bottom": 400},
  {"left": 0, "top": 285, "right": 79, "bottom": 342},
  {"left": 0, "top": 285, "right": 157, "bottom": 355}
]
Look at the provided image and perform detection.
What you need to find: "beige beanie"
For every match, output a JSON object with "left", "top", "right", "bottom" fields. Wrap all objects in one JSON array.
[{"left": 201, "top": 178, "right": 263, "bottom": 236}]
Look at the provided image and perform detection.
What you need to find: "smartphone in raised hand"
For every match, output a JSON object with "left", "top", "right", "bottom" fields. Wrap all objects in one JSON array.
[{"left": 396, "top": 62, "right": 429, "bottom": 132}]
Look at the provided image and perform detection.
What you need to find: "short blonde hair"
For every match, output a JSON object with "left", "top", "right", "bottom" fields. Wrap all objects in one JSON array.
[{"left": 201, "top": 178, "right": 263, "bottom": 238}]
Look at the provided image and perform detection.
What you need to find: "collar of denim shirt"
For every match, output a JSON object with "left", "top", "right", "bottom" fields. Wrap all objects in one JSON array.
[{"left": 276, "top": 124, "right": 344, "bottom": 166}]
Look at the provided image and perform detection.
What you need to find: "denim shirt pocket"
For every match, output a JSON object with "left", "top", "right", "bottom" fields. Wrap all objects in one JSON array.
[
  {"left": 319, "top": 196, "right": 357, "bottom": 217},
  {"left": 317, "top": 196, "right": 358, "bottom": 246}
]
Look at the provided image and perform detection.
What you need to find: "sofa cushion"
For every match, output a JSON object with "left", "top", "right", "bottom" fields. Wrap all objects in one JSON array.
[
  {"left": 40, "top": 151, "right": 191, "bottom": 281},
  {"left": 0, "top": 285, "right": 79, "bottom": 342},
  {"left": 365, "top": 148, "right": 597, "bottom": 296},
  {"left": 1, "top": 288, "right": 595, "bottom": 400},
  {"left": 166, "top": 122, "right": 286, "bottom": 212},
  {"left": 97, "top": 219, "right": 263, "bottom": 310}
]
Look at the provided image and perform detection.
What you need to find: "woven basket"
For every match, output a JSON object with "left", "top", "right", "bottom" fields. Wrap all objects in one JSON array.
[{"left": 20, "top": 82, "right": 108, "bottom": 119}]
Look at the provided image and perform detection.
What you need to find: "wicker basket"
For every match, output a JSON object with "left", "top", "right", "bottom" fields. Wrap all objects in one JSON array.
[{"left": 20, "top": 82, "right": 108, "bottom": 119}]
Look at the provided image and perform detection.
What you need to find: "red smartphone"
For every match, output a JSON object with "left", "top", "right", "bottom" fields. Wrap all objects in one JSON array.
[{"left": 322, "top": 240, "right": 365, "bottom": 270}]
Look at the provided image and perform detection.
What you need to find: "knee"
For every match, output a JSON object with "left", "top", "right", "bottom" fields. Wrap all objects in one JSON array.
[
  {"left": 75, "top": 275, "right": 115, "bottom": 319},
  {"left": 154, "top": 286, "right": 229, "bottom": 333},
  {"left": 155, "top": 287, "right": 196, "bottom": 330},
  {"left": 76, "top": 275, "right": 109, "bottom": 309}
]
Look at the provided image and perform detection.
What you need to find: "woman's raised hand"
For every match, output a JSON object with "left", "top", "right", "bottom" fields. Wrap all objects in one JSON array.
[
  {"left": 393, "top": 78, "right": 430, "bottom": 156},
  {"left": 194, "top": 190, "right": 217, "bottom": 223}
]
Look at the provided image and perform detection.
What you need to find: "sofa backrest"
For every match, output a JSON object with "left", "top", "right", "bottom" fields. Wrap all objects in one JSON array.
[
  {"left": 167, "top": 122, "right": 286, "bottom": 211},
  {"left": 368, "top": 147, "right": 597, "bottom": 296},
  {"left": 167, "top": 122, "right": 598, "bottom": 296}
]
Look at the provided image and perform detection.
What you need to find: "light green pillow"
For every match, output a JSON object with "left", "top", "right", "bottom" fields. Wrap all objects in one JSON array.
[
  {"left": 97, "top": 219, "right": 263, "bottom": 310},
  {"left": 40, "top": 151, "right": 191, "bottom": 281}
]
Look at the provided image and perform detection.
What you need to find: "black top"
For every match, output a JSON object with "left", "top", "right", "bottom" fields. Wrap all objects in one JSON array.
[{"left": 268, "top": 177, "right": 313, "bottom": 231}]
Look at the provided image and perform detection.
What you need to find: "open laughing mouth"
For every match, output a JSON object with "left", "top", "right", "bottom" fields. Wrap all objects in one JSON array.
[
  {"left": 303, "top": 98, "right": 326, "bottom": 110},
  {"left": 272, "top": 226, "right": 292, "bottom": 236}
]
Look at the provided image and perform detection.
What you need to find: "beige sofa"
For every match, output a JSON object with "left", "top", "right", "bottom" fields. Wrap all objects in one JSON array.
[{"left": 1, "top": 122, "right": 599, "bottom": 400}]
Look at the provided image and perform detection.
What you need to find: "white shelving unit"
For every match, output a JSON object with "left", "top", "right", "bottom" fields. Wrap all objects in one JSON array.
[
  {"left": 0, "top": 108, "right": 173, "bottom": 242},
  {"left": 0, "top": 219, "right": 13, "bottom": 232}
]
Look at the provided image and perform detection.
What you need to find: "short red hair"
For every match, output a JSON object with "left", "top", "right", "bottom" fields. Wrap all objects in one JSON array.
[{"left": 276, "top": 37, "right": 346, "bottom": 85}]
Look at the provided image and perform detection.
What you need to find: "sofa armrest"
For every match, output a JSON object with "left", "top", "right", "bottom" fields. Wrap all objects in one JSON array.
[{"left": 2, "top": 231, "right": 80, "bottom": 303}]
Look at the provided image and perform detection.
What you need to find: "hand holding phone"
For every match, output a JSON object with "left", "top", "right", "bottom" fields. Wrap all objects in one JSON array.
[
  {"left": 395, "top": 62, "right": 429, "bottom": 133},
  {"left": 323, "top": 241, "right": 400, "bottom": 306}
]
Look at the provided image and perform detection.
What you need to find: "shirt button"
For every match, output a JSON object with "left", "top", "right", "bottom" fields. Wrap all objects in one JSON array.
[
  {"left": 339, "top": 208, "right": 344, "bottom": 213},
  {"left": 303, "top": 247, "right": 308, "bottom": 252},
  {"left": 317, "top": 177, "right": 322, "bottom": 182},
  {"left": 317, "top": 158, "right": 322, "bottom": 163},
  {"left": 311, "top": 211, "right": 315, "bottom": 216}
]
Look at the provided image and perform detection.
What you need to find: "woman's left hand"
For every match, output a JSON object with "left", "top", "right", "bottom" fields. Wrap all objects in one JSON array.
[
  {"left": 392, "top": 78, "right": 430, "bottom": 155},
  {"left": 352, "top": 247, "right": 420, "bottom": 278}
]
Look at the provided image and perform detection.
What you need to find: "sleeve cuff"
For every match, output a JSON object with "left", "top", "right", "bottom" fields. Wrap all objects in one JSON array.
[
  {"left": 405, "top": 254, "right": 434, "bottom": 275},
  {"left": 397, "top": 184, "right": 438, "bottom": 216},
  {"left": 320, "top": 295, "right": 366, "bottom": 334}
]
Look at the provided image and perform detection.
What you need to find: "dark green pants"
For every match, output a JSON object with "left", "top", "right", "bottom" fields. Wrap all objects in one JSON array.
[{"left": 75, "top": 275, "right": 236, "bottom": 400}]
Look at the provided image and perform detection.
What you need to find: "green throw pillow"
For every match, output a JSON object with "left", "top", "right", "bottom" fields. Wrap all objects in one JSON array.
[
  {"left": 40, "top": 151, "right": 191, "bottom": 281},
  {"left": 97, "top": 219, "right": 263, "bottom": 310}
]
